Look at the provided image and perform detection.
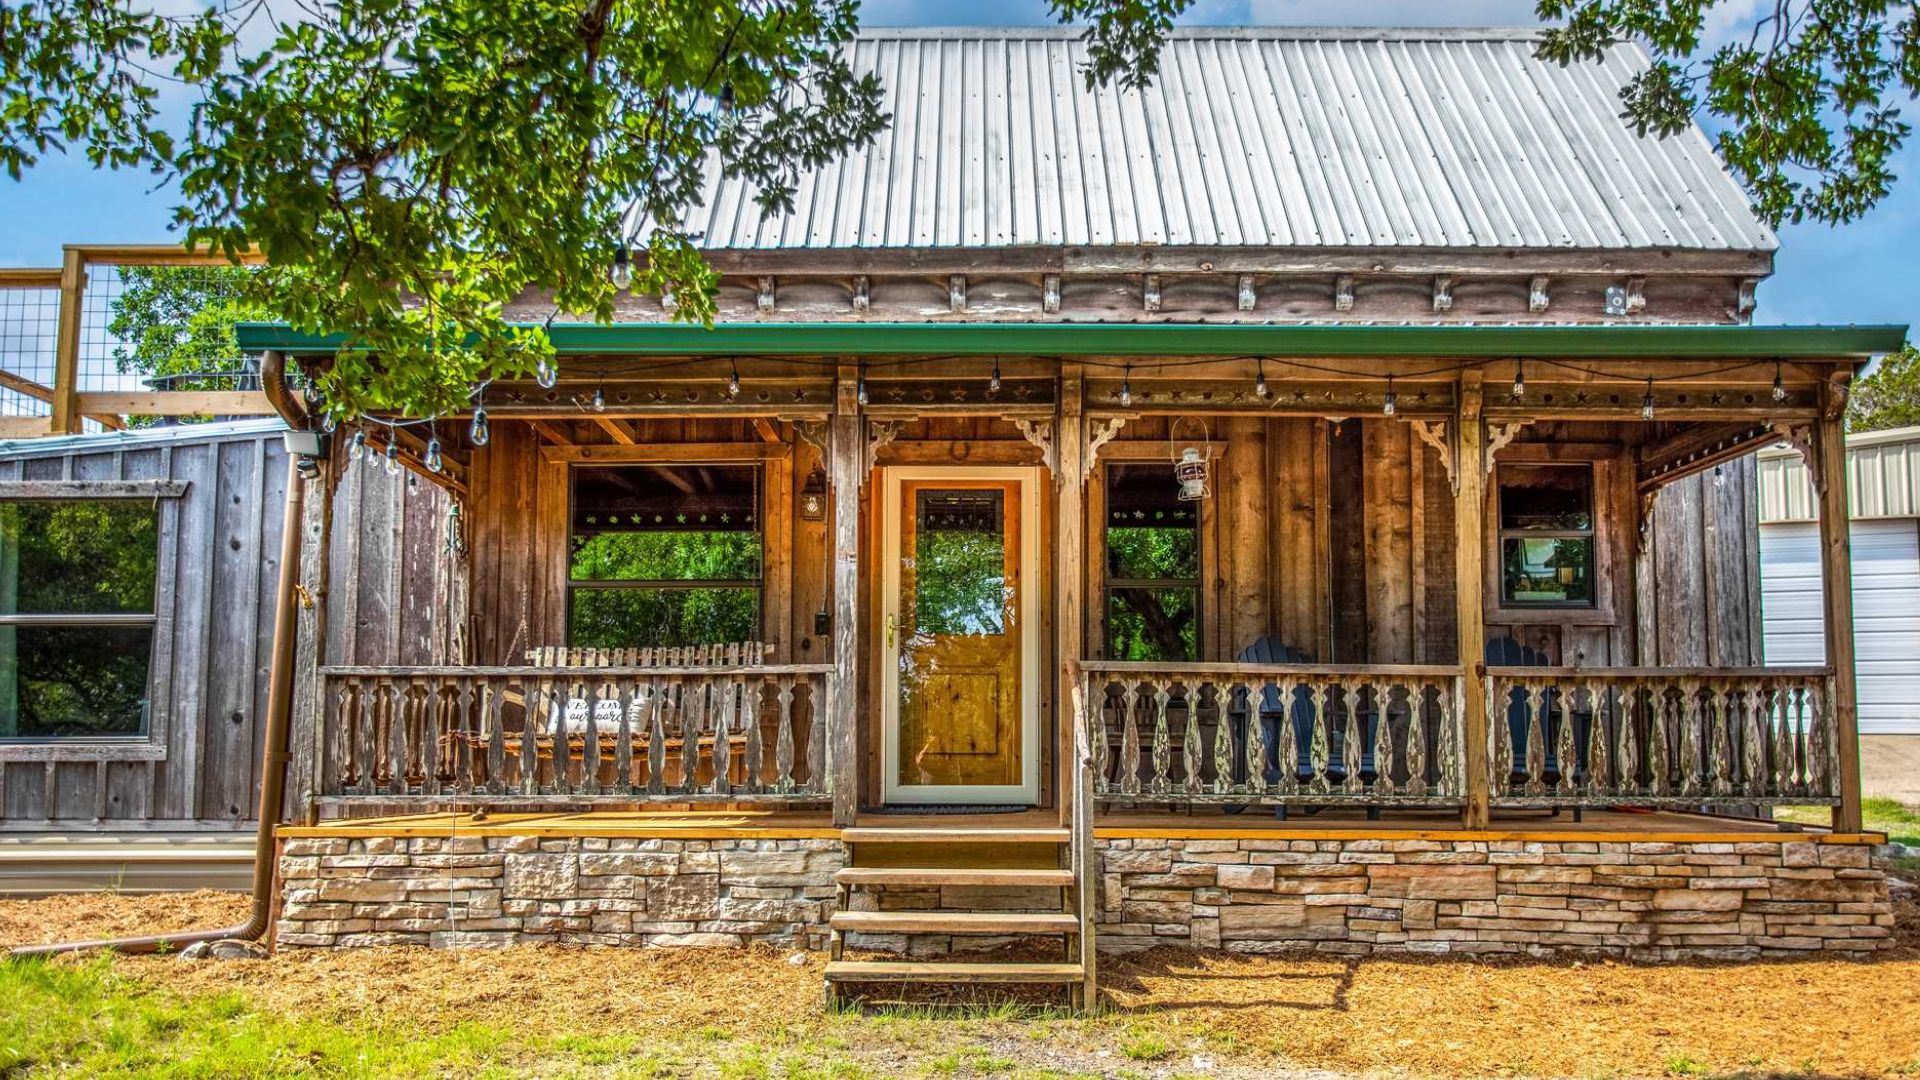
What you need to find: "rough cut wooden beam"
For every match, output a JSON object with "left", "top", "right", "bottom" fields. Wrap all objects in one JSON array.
[
  {"left": 538, "top": 442, "right": 791, "bottom": 464},
  {"left": 1454, "top": 370, "right": 1491, "bottom": 830},
  {"left": 752, "top": 417, "right": 782, "bottom": 443},
  {"left": 593, "top": 417, "right": 639, "bottom": 444},
  {"left": 1816, "top": 379, "right": 1862, "bottom": 833},
  {"left": 76, "top": 391, "right": 276, "bottom": 416},
  {"left": 827, "top": 367, "right": 861, "bottom": 826}
]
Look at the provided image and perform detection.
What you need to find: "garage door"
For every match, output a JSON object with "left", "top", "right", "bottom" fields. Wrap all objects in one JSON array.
[{"left": 1760, "top": 518, "right": 1920, "bottom": 735}]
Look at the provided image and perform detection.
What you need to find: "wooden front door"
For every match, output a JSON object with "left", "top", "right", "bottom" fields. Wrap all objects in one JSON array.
[{"left": 880, "top": 467, "right": 1041, "bottom": 805}]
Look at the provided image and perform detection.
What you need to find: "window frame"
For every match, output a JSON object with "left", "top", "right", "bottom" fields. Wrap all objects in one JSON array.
[
  {"left": 1099, "top": 457, "right": 1206, "bottom": 663},
  {"left": 1484, "top": 448, "right": 1619, "bottom": 626},
  {"left": 0, "top": 478, "right": 183, "bottom": 762},
  {"left": 1495, "top": 461, "right": 1599, "bottom": 610},
  {"left": 562, "top": 461, "right": 769, "bottom": 651}
]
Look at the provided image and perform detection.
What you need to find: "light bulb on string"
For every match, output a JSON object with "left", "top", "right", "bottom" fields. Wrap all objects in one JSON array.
[
  {"left": 349, "top": 429, "right": 367, "bottom": 462},
  {"left": 1641, "top": 379, "right": 1656, "bottom": 421},
  {"left": 1120, "top": 365, "right": 1133, "bottom": 408},
  {"left": 989, "top": 360, "right": 1002, "bottom": 393},
  {"left": 470, "top": 407, "right": 490, "bottom": 447},
  {"left": 321, "top": 412, "right": 338, "bottom": 434},
  {"left": 1772, "top": 362, "right": 1787, "bottom": 402},
  {"left": 857, "top": 372, "right": 869, "bottom": 407},
  {"left": 1512, "top": 360, "right": 1526, "bottom": 400},
  {"left": 1382, "top": 375, "right": 1397, "bottom": 417},
  {"left": 425, "top": 433, "right": 443, "bottom": 474},
  {"left": 727, "top": 361, "right": 741, "bottom": 398},
  {"left": 592, "top": 384, "right": 606, "bottom": 412},
  {"left": 383, "top": 440, "right": 401, "bottom": 476},
  {"left": 610, "top": 246, "right": 632, "bottom": 290},
  {"left": 1254, "top": 361, "right": 1269, "bottom": 399},
  {"left": 535, "top": 359, "right": 557, "bottom": 390}
]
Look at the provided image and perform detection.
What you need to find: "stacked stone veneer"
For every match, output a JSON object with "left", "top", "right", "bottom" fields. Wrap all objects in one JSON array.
[
  {"left": 1096, "top": 837, "right": 1894, "bottom": 958},
  {"left": 275, "top": 835, "right": 842, "bottom": 948},
  {"left": 275, "top": 834, "right": 1893, "bottom": 958}
]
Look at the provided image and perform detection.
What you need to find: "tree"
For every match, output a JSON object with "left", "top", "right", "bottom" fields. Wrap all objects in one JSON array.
[
  {"left": 3, "top": 0, "right": 885, "bottom": 418},
  {"left": 1059, "top": 0, "right": 1920, "bottom": 227},
  {"left": 1849, "top": 344, "right": 1920, "bottom": 430},
  {"left": 107, "top": 265, "right": 264, "bottom": 390}
]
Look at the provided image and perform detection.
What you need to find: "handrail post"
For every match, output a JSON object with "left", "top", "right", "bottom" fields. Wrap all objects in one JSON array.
[
  {"left": 1454, "top": 370, "right": 1492, "bottom": 827},
  {"left": 49, "top": 247, "right": 86, "bottom": 435},
  {"left": 1814, "top": 382, "right": 1862, "bottom": 831},
  {"left": 1068, "top": 659, "right": 1097, "bottom": 1012},
  {"left": 1056, "top": 365, "right": 1087, "bottom": 827}
]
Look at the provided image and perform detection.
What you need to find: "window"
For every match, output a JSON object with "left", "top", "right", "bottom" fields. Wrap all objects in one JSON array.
[
  {"left": 567, "top": 464, "right": 762, "bottom": 649},
  {"left": 1497, "top": 463, "right": 1596, "bottom": 607},
  {"left": 1103, "top": 462, "right": 1199, "bottom": 661},
  {"left": 0, "top": 500, "right": 160, "bottom": 740}
]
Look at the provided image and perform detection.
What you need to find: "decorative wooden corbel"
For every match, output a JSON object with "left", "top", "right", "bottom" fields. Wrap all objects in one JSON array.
[
  {"left": 1637, "top": 487, "right": 1661, "bottom": 553},
  {"left": 1485, "top": 420, "right": 1531, "bottom": 476},
  {"left": 1432, "top": 275, "right": 1454, "bottom": 313},
  {"left": 1143, "top": 274, "right": 1162, "bottom": 313},
  {"left": 794, "top": 419, "right": 828, "bottom": 454},
  {"left": 1237, "top": 274, "right": 1256, "bottom": 311},
  {"left": 851, "top": 275, "right": 870, "bottom": 313},
  {"left": 1770, "top": 420, "right": 1823, "bottom": 496},
  {"left": 949, "top": 275, "right": 967, "bottom": 312},
  {"left": 1083, "top": 417, "right": 1128, "bottom": 485},
  {"left": 1042, "top": 274, "right": 1061, "bottom": 314},
  {"left": 1409, "top": 419, "right": 1456, "bottom": 494},
  {"left": 864, "top": 419, "right": 902, "bottom": 481},
  {"left": 1735, "top": 277, "right": 1757, "bottom": 321},
  {"left": 1625, "top": 276, "right": 1646, "bottom": 315},
  {"left": 756, "top": 276, "right": 777, "bottom": 313},
  {"left": 1011, "top": 417, "right": 1056, "bottom": 474},
  {"left": 1528, "top": 276, "right": 1550, "bottom": 314},
  {"left": 1334, "top": 274, "right": 1355, "bottom": 312}
]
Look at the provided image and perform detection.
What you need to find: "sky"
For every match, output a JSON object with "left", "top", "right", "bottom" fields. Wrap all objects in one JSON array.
[{"left": 3, "top": 0, "right": 1913, "bottom": 333}]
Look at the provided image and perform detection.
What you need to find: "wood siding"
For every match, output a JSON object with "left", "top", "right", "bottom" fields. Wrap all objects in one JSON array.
[{"left": 0, "top": 426, "right": 449, "bottom": 831}]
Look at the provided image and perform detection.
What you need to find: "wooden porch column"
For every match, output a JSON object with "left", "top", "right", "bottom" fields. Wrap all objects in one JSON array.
[
  {"left": 827, "top": 369, "right": 862, "bottom": 826},
  {"left": 1815, "top": 380, "right": 1863, "bottom": 832},
  {"left": 1454, "top": 371, "right": 1491, "bottom": 828},
  {"left": 49, "top": 247, "right": 86, "bottom": 435},
  {"left": 1055, "top": 367, "right": 1087, "bottom": 827}
]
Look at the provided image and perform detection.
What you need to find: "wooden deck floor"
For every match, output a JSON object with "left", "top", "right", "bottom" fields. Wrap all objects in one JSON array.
[{"left": 280, "top": 806, "right": 1873, "bottom": 844}]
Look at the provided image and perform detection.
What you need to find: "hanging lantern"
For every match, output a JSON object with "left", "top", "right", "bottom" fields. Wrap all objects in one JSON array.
[
  {"left": 1174, "top": 446, "right": 1210, "bottom": 501},
  {"left": 799, "top": 467, "right": 827, "bottom": 521}
]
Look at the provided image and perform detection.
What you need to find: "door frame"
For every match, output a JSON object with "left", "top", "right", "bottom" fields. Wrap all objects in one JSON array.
[{"left": 878, "top": 465, "right": 1044, "bottom": 805}]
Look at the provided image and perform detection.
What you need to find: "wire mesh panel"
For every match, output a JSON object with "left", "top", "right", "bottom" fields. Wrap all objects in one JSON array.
[
  {"left": 76, "top": 262, "right": 264, "bottom": 394},
  {"left": 0, "top": 284, "right": 59, "bottom": 419}
]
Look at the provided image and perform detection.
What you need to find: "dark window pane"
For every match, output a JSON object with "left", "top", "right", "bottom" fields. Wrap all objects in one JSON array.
[
  {"left": 914, "top": 489, "right": 1006, "bottom": 637},
  {"left": 0, "top": 624, "right": 153, "bottom": 738},
  {"left": 1107, "top": 526, "right": 1198, "bottom": 581},
  {"left": 1501, "top": 537, "right": 1594, "bottom": 605},
  {"left": 1106, "top": 587, "right": 1199, "bottom": 662},
  {"left": 569, "top": 588, "right": 759, "bottom": 649},
  {"left": 1499, "top": 465, "right": 1594, "bottom": 532},
  {"left": 0, "top": 501, "right": 159, "bottom": 615},
  {"left": 570, "top": 531, "right": 761, "bottom": 583}
]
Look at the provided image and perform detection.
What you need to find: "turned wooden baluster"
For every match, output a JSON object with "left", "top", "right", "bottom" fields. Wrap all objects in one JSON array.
[
  {"left": 420, "top": 678, "right": 443, "bottom": 797},
  {"left": 1439, "top": 677, "right": 1462, "bottom": 799},
  {"left": 1118, "top": 680, "right": 1141, "bottom": 797},
  {"left": 1740, "top": 682, "right": 1764, "bottom": 799},
  {"left": 1150, "top": 680, "right": 1173, "bottom": 796},
  {"left": 1089, "top": 678, "right": 1111, "bottom": 797},
  {"left": 1340, "top": 679, "right": 1365, "bottom": 795},
  {"left": 612, "top": 678, "right": 636, "bottom": 796},
  {"left": 578, "top": 675, "right": 603, "bottom": 796},
  {"left": 1252, "top": 678, "right": 1278, "bottom": 796},
  {"left": 742, "top": 675, "right": 764, "bottom": 792},
  {"left": 646, "top": 678, "right": 669, "bottom": 796},
  {"left": 1308, "top": 681, "right": 1332, "bottom": 795},
  {"left": 387, "top": 679, "right": 411, "bottom": 797},
  {"left": 1522, "top": 682, "right": 1548, "bottom": 797},
  {"left": 680, "top": 676, "right": 704, "bottom": 796},
  {"left": 774, "top": 675, "right": 795, "bottom": 793},
  {"left": 1404, "top": 683, "right": 1429, "bottom": 798},
  {"left": 1585, "top": 681, "right": 1609, "bottom": 798},
  {"left": 1771, "top": 683, "right": 1795, "bottom": 797},
  {"left": 1646, "top": 680, "right": 1671, "bottom": 798},
  {"left": 1679, "top": 677, "right": 1704, "bottom": 799},
  {"left": 1181, "top": 684, "right": 1204, "bottom": 794},
  {"left": 1373, "top": 684, "right": 1396, "bottom": 797},
  {"left": 1554, "top": 680, "right": 1577, "bottom": 798},
  {"left": 1213, "top": 681, "right": 1236, "bottom": 796},
  {"left": 1487, "top": 676, "right": 1511, "bottom": 797},
  {"left": 711, "top": 677, "right": 734, "bottom": 796},
  {"left": 804, "top": 676, "right": 826, "bottom": 795}
]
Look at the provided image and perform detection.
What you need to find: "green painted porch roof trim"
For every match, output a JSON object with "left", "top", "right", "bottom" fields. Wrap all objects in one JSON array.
[{"left": 234, "top": 321, "right": 1909, "bottom": 360}]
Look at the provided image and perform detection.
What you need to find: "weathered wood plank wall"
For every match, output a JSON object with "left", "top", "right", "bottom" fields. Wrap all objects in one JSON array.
[{"left": 0, "top": 424, "right": 450, "bottom": 831}]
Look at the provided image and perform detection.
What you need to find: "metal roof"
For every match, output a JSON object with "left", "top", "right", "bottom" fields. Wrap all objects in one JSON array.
[
  {"left": 1759, "top": 425, "right": 1920, "bottom": 523},
  {"left": 0, "top": 417, "right": 287, "bottom": 460},
  {"left": 677, "top": 27, "right": 1777, "bottom": 254}
]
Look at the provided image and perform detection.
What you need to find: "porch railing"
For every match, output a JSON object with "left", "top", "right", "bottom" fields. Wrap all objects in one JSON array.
[
  {"left": 1078, "top": 662, "right": 1466, "bottom": 806},
  {"left": 316, "top": 664, "right": 832, "bottom": 803},
  {"left": 1486, "top": 666, "right": 1839, "bottom": 808}
]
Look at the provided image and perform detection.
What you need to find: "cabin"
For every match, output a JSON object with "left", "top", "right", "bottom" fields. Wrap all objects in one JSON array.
[{"left": 5, "top": 27, "right": 1903, "bottom": 1004}]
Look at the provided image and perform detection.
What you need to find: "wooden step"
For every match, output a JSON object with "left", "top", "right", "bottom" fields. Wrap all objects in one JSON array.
[
  {"left": 824, "top": 960, "right": 1083, "bottom": 984},
  {"left": 840, "top": 827, "right": 1069, "bottom": 845},
  {"left": 835, "top": 867, "right": 1074, "bottom": 888},
  {"left": 831, "top": 911, "right": 1080, "bottom": 935}
]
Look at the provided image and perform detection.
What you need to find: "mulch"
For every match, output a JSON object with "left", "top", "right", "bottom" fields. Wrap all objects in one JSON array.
[{"left": 5, "top": 884, "right": 1918, "bottom": 1077}]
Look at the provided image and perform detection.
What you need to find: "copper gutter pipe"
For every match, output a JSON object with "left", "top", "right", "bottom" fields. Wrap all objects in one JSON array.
[{"left": 11, "top": 351, "right": 310, "bottom": 957}]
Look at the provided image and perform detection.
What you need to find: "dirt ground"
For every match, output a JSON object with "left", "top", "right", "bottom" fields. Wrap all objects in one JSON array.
[{"left": 5, "top": 884, "right": 1918, "bottom": 1078}]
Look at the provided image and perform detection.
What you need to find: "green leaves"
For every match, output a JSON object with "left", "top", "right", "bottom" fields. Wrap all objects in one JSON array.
[
  {"left": 1538, "top": 0, "right": 1920, "bottom": 227},
  {"left": 1849, "top": 343, "right": 1920, "bottom": 431}
]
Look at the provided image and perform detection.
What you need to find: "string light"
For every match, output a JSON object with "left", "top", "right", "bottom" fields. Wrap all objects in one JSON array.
[
  {"left": 382, "top": 440, "right": 401, "bottom": 476},
  {"left": 425, "top": 430, "right": 443, "bottom": 474},
  {"left": 610, "top": 246, "right": 632, "bottom": 290},
  {"left": 1382, "top": 375, "right": 1396, "bottom": 416},
  {"left": 321, "top": 412, "right": 337, "bottom": 434},
  {"left": 1773, "top": 361, "right": 1787, "bottom": 402},
  {"left": 1641, "top": 379, "right": 1656, "bottom": 421},
  {"left": 348, "top": 429, "right": 367, "bottom": 462},
  {"left": 856, "top": 370, "right": 869, "bottom": 407},
  {"left": 727, "top": 360, "right": 741, "bottom": 397},
  {"left": 535, "top": 359, "right": 557, "bottom": 390},
  {"left": 1120, "top": 365, "right": 1133, "bottom": 407},
  {"left": 1254, "top": 360, "right": 1269, "bottom": 399},
  {"left": 1512, "top": 360, "right": 1525, "bottom": 400},
  {"left": 470, "top": 406, "right": 490, "bottom": 446},
  {"left": 989, "top": 359, "right": 1001, "bottom": 393},
  {"left": 591, "top": 384, "right": 606, "bottom": 412}
]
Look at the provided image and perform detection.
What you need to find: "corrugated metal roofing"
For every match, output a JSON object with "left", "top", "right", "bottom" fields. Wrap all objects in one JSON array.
[
  {"left": 677, "top": 27, "right": 1776, "bottom": 253},
  {"left": 1758, "top": 425, "right": 1920, "bottom": 523},
  {"left": 0, "top": 417, "right": 286, "bottom": 459}
]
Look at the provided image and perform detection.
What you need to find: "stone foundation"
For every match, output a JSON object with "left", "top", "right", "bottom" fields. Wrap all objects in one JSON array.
[
  {"left": 1095, "top": 837, "right": 1895, "bottom": 959},
  {"left": 275, "top": 833, "right": 1893, "bottom": 959},
  {"left": 274, "top": 835, "right": 841, "bottom": 948}
]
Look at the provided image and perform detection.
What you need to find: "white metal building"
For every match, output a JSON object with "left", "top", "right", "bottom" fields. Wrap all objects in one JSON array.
[{"left": 1759, "top": 425, "right": 1920, "bottom": 800}]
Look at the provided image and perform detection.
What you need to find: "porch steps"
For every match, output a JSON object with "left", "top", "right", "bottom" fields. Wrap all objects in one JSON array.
[
  {"left": 830, "top": 911, "right": 1080, "bottom": 934},
  {"left": 825, "top": 822, "right": 1093, "bottom": 1010}
]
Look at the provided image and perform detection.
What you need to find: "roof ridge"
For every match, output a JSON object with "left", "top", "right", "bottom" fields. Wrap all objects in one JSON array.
[{"left": 851, "top": 26, "right": 1549, "bottom": 42}]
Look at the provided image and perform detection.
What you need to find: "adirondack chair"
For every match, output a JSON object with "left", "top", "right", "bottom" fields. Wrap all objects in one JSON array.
[
  {"left": 468, "top": 641, "right": 772, "bottom": 789},
  {"left": 1225, "top": 637, "right": 1380, "bottom": 820}
]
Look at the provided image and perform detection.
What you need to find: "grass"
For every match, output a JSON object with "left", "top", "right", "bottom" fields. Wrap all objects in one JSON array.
[{"left": 1775, "top": 796, "right": 1920, "bottom": 848}]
